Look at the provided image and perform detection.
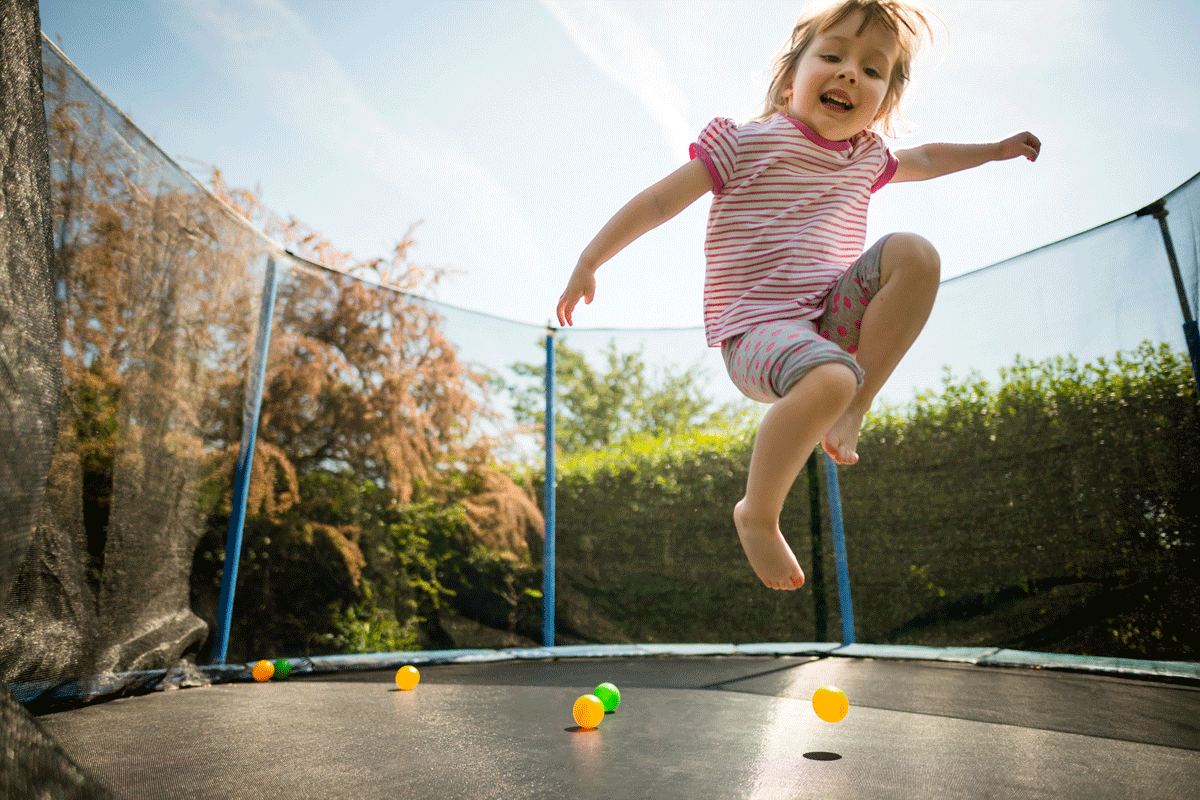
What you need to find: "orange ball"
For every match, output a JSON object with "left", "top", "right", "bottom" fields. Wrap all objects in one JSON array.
[
  {"left": 573, "top": 694, "right": 605, "bottom": 729},
  {"left": 395, "top": 665, "right": 420, "bottom": 691},
  {"left": 251, "top": 660, "right": 275, "bottom": 682},
  {"left": 812, "top": 685, "right": 849, "bottom": 723}
]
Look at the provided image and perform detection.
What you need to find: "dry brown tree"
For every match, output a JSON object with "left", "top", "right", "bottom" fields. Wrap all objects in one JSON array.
[{"left": 206, "top": 171, "right": 544, "bottom": 572}]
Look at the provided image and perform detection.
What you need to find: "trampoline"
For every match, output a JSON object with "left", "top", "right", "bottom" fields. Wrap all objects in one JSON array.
[{"left": 33, "top": 645, "right": 1200, "bottom": 799}]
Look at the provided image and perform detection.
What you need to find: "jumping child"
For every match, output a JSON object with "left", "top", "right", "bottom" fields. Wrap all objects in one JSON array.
[{"left": 556, "top": 0, "right": 1040, "bottom": 591}]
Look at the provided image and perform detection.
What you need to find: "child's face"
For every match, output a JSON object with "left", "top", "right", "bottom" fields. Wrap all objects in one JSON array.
[{"left": 784, "top": 11, "right": 900, "bottom": 141}]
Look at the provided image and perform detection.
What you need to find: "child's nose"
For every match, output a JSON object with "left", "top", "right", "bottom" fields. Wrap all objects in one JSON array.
[{"left": 838, "top": 68, "right": 857, "bottom": 85}]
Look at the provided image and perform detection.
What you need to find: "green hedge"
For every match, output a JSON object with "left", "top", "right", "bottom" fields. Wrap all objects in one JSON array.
[
  {"left": 550, "top": 344, "right": 1199, "bottom": 658},
  {"left": 552, "top": 429, "right": 828, "bottom": 645}
]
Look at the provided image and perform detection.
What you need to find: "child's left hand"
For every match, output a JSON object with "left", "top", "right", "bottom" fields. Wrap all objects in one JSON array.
[{"left": 998, "top": 131, "right": 1041, "bottom": 162}]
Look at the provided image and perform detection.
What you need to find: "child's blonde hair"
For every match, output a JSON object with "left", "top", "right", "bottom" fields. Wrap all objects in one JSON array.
[{"left": 760, "top": 0, "right": 935, "bottom": 137}]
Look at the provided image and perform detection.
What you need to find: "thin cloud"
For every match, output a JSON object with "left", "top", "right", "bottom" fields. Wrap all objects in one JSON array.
[
  {"left": 162, "top": 0, "right": 542, "bottom": 269},
  {"left": 539, "top": 0, "right": 694, "bottom": 158}
]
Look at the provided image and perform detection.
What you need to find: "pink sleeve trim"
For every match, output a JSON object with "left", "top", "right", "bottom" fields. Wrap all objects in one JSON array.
[
  {"left": 871, "top": 150, "right": 899, "bottom": 193},
  {"left": 689, "top": 143, "right": 723, "bottom": 195}
]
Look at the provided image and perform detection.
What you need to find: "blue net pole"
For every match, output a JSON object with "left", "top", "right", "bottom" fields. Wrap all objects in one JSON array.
[
  {"left": 542, "top": 328, "right": 556, "bottom": 647},
  {"left": 1139, "top": 199, "right": 1200, "bottom": 395},
  {"left": 823, "top": 452, "right": 856, "bottom": 645},
  {"left": 211, "top": 257, "right": 279, "bottom": 665},
  {"left": 1184, "top": 321, "right": 1200, "bottom": 397},
  {"left": 1158, "top": 207, "right": 1199, "bottom": 395}
]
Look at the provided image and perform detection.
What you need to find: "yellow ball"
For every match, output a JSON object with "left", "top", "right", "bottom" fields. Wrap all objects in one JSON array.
[
  {"left": 251, "top": 660, "right": 275, "bottom": 682},
  {"left": 395, "top": 665, "right": 420, "bottom": 691},
  {"left": 812, "top": 685, "right": 848, "bottom": 723},
  {"left": 573, "top": 694, "right": 605, "bottom": 729}
]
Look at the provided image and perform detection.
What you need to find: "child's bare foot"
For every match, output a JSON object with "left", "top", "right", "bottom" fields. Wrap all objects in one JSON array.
[
  {"left": 822, "top": 407, "right": 865, "bottom": 465},
  {"left": 734, "top": 500, "right": 805, "bottom": 590}
]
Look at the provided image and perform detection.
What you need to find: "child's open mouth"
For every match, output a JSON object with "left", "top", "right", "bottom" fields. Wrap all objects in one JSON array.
[{"left": 820, "top": 92, "right": 854, "bottom": 112}]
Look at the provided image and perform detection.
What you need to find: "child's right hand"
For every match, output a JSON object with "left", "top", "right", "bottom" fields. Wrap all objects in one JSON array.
[
  {"left": 554, "top": 160, "right": 711, "bottom": 326},
  {"left": 556, "top": 268, "right": 595, "bottom": 326}
]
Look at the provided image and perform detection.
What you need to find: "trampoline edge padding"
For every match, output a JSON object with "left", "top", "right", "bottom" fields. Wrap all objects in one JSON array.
[
  {"left": 16, "top": 643, "right": 1200, "bottom": 709},
  {"left": 285, "top": 643, "right": 1200, "bottom": 683}
]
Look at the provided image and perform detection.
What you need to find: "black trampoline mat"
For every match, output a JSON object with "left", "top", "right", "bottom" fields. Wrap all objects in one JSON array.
[{"left": 38, "top": 656, "right": 1200, "bottom": 799}]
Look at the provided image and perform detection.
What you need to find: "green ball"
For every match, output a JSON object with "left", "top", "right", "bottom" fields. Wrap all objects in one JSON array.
[
  {"left": 594, "top": 682, "right": 620, "bottom": 712},
  {"left": 272, "top": 659, "right": 292, "bottom": 680}
]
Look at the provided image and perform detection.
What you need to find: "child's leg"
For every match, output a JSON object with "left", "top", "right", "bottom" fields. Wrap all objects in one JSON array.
[
  {"left": 823, "top": 233, "right": 940, "bottom": 464},
  {"left": 735, "top": 362, "right": 858, "bottom": 590}
]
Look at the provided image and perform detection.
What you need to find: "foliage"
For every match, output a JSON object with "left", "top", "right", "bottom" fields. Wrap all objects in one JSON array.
[
  {"left": 510, "top": 338, "right": 746, "bottom": 454},
  {"left": 206, "top": 172, "right": 543, "bottom": 556},
  {"left": 5, "top": 50, "right": 544, "bottom": 682},
  {"left": 549, "top": 419, "right": 826, "bottom": 644},
  {"left": 192, "top": 175, "right": 548, "bottom": 657},
  {"left": 192, "top": 472, "right": 543, "bottom": 660},
  {"left": 845, "top": 343, "right": 1199, "bottom": 657},
  {"left": 550, "top": 344, "right": 1199, "bottom": 659},
  {"left": 194, "top": 474, "right": 436, "bottom": 660}
]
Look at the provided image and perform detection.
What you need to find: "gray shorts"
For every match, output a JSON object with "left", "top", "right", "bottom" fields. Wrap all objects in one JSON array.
[{"left": 720, "top": 236, "right": 888, "bottom": 403}]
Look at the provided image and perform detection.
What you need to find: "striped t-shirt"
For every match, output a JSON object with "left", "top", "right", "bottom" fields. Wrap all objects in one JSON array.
[{"left": 690, "top": 113, "right": 897, "bottom": 346}]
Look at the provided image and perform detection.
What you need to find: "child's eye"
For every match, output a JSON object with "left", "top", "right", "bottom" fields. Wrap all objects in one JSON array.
[
  {"left": 865, "top": 67, "right": 882, "bottom": 78},
  {"left": 821, "top": 54, "right": 841, "bottom": 63}
]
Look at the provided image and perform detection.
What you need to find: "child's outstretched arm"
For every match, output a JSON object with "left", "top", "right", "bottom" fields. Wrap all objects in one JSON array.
[
  {"left": 557, "top": 158, "right": 712, "bottom": 326},
  {"left": 892, "top": 131, "right": 1041, "bottom": 183}
]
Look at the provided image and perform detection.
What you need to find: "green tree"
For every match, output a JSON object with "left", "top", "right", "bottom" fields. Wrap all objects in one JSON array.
[{"left": 510, "top": 339, "right": 743, "bottom": 454}]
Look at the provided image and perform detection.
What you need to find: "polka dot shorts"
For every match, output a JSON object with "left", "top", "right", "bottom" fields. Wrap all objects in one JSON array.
[{"left": 720, "top": 236, "right": 888, "bottom": 403}]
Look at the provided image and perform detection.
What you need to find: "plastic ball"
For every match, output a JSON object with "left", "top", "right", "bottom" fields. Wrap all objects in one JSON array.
[
  {"left": 395, "top": 665, "right": 420, "bottom": 691},
  {"left": 594, "top": 682, "right": 621, "bottom": 713},
  {"left": 272, "top": 659, "right": 292, "bottom": 680},
  {"left": 573, "top": 694, "right": 605, "bottom": 729},
  {"left": 251, "top": 660, "right": 274, "bottom": 682},
  {"left": 812, "top": 685, "right": 849, "bottom": 723}
]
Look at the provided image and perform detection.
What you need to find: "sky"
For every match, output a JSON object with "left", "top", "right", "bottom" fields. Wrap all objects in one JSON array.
[{"left": 36, "top": 0, "right": 1200, "bottom": 337}]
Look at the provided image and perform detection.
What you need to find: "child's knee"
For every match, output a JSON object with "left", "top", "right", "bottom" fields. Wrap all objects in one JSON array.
[
  {"left": 884, "top": 232, "right": 941, "bottom": 283},
  {"left": 805, "top": 362, "right": 859, "bottom": 403}
]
